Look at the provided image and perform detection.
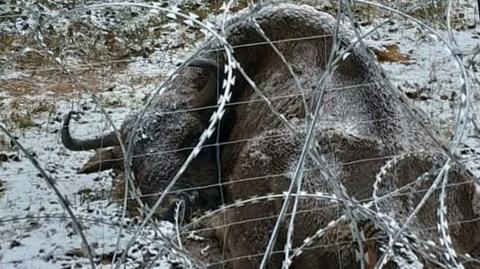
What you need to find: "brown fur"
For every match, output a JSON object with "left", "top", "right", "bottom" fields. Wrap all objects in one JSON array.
[
  {"left": 62, "top": 64, "right": 225, "bottom": 221},
  {"left": 183, "top": 4, "right": 480, "bottom": 269},
  {"left": 62, "top": 3, "right": 480, "bottom": 268}
]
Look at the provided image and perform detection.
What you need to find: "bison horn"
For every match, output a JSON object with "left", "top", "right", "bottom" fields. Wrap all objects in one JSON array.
[
  {"left": 61, "top": 111, "right": 120, "bottom": 151},
  {"left": 188, "top": 59, "right": 224, "bottom": 109}
]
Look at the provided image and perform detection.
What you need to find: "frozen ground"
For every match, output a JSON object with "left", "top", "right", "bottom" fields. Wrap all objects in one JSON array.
[
  {"left": 1, "top": 2, "right": 480, "bottom": 269},
  {"left": 368, "top": 20, "right": 480, "bottom": 176},
  {"left": 0, "top": 46, "right": 194, "bottom": 267},
  {"left": 0, "top": 75, "right": 176, "bottom": 268}
]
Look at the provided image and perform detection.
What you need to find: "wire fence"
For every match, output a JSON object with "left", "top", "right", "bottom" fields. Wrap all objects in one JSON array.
[{"left": 1, "top": 0, "right": 480, "bottom": 269}]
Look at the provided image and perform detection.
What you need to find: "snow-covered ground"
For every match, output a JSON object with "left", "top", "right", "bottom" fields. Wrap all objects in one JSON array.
[
  {"left": 1, "top": 2, "right": 480, "bottom": 268},
  {"left": 0, "top": 72, "right": 178, "bottom": 269},
  {"left": 0, "top": 41, "right": 195, "bottom": 268},
  {"left": 372, "top": 19, "right": 480, "bottom": 176}
]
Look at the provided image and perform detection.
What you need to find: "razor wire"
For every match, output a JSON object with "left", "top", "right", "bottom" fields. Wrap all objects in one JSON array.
[{"left": 0, "top": 1, "right": 479, "bottom": 269}]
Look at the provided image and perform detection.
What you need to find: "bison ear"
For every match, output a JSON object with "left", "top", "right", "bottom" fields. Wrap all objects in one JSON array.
[{"left": 187, "top": 59, "right": 224, "bottom": 122}]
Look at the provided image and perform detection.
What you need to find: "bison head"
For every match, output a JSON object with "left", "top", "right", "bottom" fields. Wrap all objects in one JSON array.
[{"left": 61, "top": 59, "right": 228, "bottom": 221}]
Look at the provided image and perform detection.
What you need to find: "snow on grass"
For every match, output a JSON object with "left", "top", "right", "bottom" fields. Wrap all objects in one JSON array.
[
  {"left": 370, "top": 19, "right": 480, "bottom": 178},
  {"left": 0, "top": 52, "right": 183, "bottom": 268}
]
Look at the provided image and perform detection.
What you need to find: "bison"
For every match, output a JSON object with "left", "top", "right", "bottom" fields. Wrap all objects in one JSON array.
[
  {"left": 61, "top": 3, "right": 480, "bottom": 269},
  {"left": 61, "top": 58, "right": 229, "bottom": 220}
]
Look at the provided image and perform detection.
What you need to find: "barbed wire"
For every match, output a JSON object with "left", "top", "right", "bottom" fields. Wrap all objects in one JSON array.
[
  {"left": 1, "top": 208, "right": 478, "bottom": 268},
  {"left": 1, "top": 152, "right": 479, "bottom": 207},
  {"left": 1, "top": 1, "right": 479, "bottom": 269},
  {"left": 1, "top": 159, "right": 477, "bottom": 220}
]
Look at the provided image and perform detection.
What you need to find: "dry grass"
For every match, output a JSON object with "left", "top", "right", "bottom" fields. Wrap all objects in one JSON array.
[
  {"left": 0, "top": 135, "right": 8, "bottom": 152},
  {"left": 8, "top": 111, "right": 37, "bottom": 129},
  {"left": 371, "top": 43, "right": 412, "bottom": 64},
  {"left": 2, "top": 70, "right": 102, "bottom": 97},
  {"left": 6, "top": 97, "right": 55, "bottom": 129},
  {"left": 407, "top": 1, "right": 447, "bottom": 23}
]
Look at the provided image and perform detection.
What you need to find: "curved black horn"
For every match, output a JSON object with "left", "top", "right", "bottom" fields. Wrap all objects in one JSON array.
[
  {"left": 188, "top": 59, "right": 222, "bottom": 74},
  {"left": 61, "top": 111, "right": 120, "bottom": 151},
  {"left": 187, "top": 59, "right": 224, "bottom": 109}
]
